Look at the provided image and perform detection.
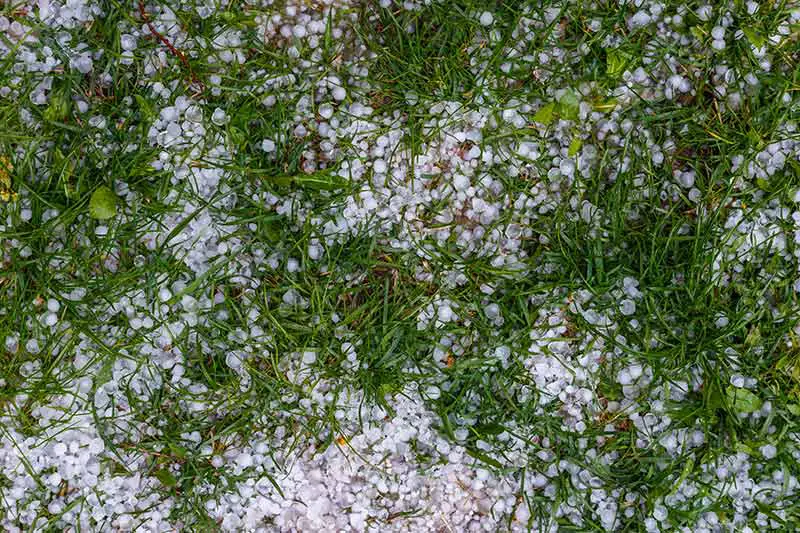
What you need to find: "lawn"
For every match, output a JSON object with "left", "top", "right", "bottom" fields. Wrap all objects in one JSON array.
[{"left": 2, "top": 0, "right": 800, "bottom": 531}]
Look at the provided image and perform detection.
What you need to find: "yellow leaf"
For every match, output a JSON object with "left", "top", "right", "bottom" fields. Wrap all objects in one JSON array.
[{"left": 0, "top": 156, "right": 17, "bottom": 202}]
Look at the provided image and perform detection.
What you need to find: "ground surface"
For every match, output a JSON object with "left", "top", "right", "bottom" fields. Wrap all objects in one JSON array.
[{"left": 1, "top": 0, "right": 800, "bottom": 531}]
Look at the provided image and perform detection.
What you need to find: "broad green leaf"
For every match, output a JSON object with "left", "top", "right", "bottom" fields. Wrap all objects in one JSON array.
[
  {"left": 153, "top": 469, "right": 178, "bottom": 487},
  {"left": 726, "top": 386, "right": 762, "bottom": 414},
  {"left": 690, "top": 26, "right": 706, "bottom": 42},
  {"left": 742, "top": 27, "right": 765, "bottom": 48},
  {"left": 606, "top": 48, "right": 629, "bottom": 77},
  {"left": 568, "top": 137, "right": 583, "bottom": 157},
  {"left": 557, "top": 91, "right": 580, "bottom": 121},
  {"left": 533, "top": 102, "right": 556, "bottom": 125},
  {"left": 475, "top": 422, "right": 505, "bottom": 436},
  {"left": 89, "top": 186, "right": 118, "bottom": 220},
  {"left": 43, "top": 90, "right": 71, "bottom": 122},
  {"left": 735, "top": 442, "right": 754, "bottom": 454},
  {"left": 168, "top": 443, "right": 189, "bottom": 459}
]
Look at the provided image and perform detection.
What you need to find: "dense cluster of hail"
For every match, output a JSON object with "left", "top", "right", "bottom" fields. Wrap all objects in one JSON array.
[{"left": 2, "top": 0, "right": 800, "bottom": 531}]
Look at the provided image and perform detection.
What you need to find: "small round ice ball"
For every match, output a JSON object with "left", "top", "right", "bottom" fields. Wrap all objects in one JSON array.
[
  {"left": 619, "top": 299, "right": 636, "bottom": 316},
  {"left": 261, "top": 139, "right": 276, "bottom": 153},
  {"left": 121, "top": 34, "right": 137, "bottom": 51},
  {"left": 71, "top": 54, "right": 93, "bottom": 74},
  {"left": 318, "top": 103, "right": 334, "bottom": 119},
  {"left": 373, "top": 159, "right": 387, "bottom": 174},
  {"left": 211, "top": 108, "right": 228, "bottom": 126},
  {"left": 44, "top": 313, "right": 58, "bottom": 326},
  {"left": 437, "top": 305, "right": 454, "bottom": 322}
]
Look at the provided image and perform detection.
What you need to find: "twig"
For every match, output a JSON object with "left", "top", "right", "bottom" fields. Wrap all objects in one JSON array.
[{"left": 138, "top": 0, "right": 204, "bottom": 94}]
